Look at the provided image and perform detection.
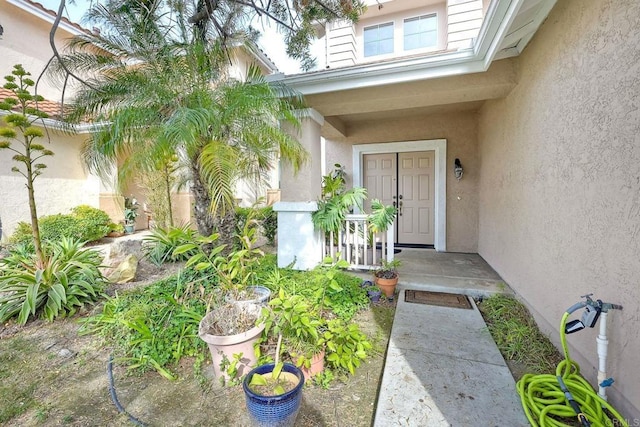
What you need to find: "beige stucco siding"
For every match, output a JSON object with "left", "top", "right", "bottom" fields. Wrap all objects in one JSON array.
[
  {"left": 478, "top": 0, "right": 640, "bottom": 418},
  {"left": 326, "top": 110, "right": 480, "bottom": 252},
  {"left": 0, "top": 130, "right": 101, "bottom": 238},
  {"left": 0, "top": 1, "right": 76, "bottom": 101}
]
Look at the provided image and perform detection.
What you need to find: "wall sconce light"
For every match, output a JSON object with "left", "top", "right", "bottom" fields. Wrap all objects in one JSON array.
[{"left": 454, "top": 158, "right": 463, "bottom": 181}]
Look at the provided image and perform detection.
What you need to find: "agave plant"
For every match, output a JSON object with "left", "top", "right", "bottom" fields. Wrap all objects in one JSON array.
[
  {"left": 0, "top": 237, "right": 106, "bottom": 324},
  {"left": 142, "top": 224, "right": 199, "bottom": 266}
]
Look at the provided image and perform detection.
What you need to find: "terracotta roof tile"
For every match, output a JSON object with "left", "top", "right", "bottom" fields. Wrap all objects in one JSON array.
[
  {"left": 0, "top": 87, "right": 64, "bottom": 119},
  {"left": 21, "top": 0, "right": 93, "bottom": 35}
]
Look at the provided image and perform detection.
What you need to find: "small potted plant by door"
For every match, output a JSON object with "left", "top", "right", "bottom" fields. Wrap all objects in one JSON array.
[
  {"left": 374, "top": 258, "right": 401, "bottom": 298},
  {"left": 123, "top": 196, "right": 139, "bottom": 234},
  {"left": 243, "top": 336, "right": 304, "bottom": 427}
]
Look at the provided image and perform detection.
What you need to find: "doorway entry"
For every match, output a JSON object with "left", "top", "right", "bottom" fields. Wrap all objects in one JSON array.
[
  {"left": 352, "top": 140, "right": 447, "bottom": 251},
  {"left": 363, "top": 151, "right": 435, "bottom": 246}
]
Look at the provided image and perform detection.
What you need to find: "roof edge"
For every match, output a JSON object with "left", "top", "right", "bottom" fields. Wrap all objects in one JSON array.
[
  {"left": 7, "top": 0, "right": 90, "bottom": 36},
  {"left": 270, "top": 0, "right": 554, "bottom": 95}
]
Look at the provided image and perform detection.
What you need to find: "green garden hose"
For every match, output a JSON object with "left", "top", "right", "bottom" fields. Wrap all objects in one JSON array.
[{"left": 516, "top": 312, "right": 628, "bottom": 427}]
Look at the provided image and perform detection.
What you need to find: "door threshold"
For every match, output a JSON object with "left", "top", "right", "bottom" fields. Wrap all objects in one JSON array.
[{"left": 376, "top": 243, "right": 434, "bottom": 249}]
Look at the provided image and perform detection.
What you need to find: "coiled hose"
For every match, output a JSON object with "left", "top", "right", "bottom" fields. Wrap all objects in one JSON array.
[{"left": 516, "top": 312, "right": 628, "bottom": 427}]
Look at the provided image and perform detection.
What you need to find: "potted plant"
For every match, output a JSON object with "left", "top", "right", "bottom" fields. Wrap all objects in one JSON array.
[
  {"left": 123, "top": 196, "right": 139, "bottom": 234},
  {"left": 243, "top": 335, "right": 305, "bottom": 427},
  {"left": 198, "top": 300, "right": 265, "bottom": 380},
  {"left": 261, "top": 288, "right": 325, "bottom": 380},
  {"left": 374, "top": 258, "right": 401, "bottom": 298},
  {"left": 176, "top": 216, "right": 269, "bottom": 382}
]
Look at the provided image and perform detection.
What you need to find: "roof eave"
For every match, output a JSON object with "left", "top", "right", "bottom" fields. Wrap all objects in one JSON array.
[
  {"left": 271, "top": 0, "right": 556, "bottom": 95},
  {"left": 7, "top": 0, "right": 88, "bottom": 36}
]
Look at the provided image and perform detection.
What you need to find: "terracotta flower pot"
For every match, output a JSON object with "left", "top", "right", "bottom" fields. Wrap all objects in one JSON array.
[
  {"left": 198, "top": 308, "right": 265, "bottom": 380},
  {"left": 300, "top": 350, "right": 325, "bottom": 380},
  {"left": 375, "top": 276, "right": 398, "bottom": 298}
]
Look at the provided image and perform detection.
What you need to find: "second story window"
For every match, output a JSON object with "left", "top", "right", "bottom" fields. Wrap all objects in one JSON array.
[
  {"left": 364, "top": 22, "right": 394, "bottom": 57},
  {"left": 404, "top": 14, "right": 437, "bottom": 51}
]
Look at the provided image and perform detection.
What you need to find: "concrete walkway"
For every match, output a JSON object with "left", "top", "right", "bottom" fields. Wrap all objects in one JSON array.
[{"left": 373, "top": 250, "right": 529, "bottom": 426}]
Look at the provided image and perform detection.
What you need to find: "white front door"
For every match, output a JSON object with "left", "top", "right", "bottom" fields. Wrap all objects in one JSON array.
[{"left": 363, "top": 151, "right": 435, "bottom": 246}]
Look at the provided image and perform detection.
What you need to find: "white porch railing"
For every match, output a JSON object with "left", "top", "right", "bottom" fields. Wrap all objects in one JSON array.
[{"left": 322, "top": 214, "right": 394, "bottom": 270}]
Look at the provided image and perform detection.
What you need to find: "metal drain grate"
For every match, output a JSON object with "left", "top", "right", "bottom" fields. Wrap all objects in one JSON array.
[{"left": 405, "top": 290, "right": 472, "bottom": 309}]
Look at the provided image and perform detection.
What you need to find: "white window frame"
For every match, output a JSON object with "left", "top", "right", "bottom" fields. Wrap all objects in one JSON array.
[
  {"left": 363, "top": 21, "right": 395, "bottom": 57},
  {"left": 403, "top": 13, "right": 438, "bottom": 52}
]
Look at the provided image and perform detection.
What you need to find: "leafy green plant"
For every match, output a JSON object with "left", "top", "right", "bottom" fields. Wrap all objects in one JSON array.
[
  {"left": 261, "top": 288, "right": 324, "bottom": 370},
  {"left": 323, "top": 318, "right": 371, "bottom": 375},
  {"left": 176, "top": 210, "right": 264, "bottom": 294},
  {"left": 80, "top": 269, "right": 207, "bottom": 379},
  {"left": 0, "top": 237, "right": 106, "bottom": 324},
  {"left": 260, "top": 207, "right": 277, "bottom": 246},
  {"left": 235, "top": 206, "right": 278, "bottom": 246},
  {"left": 368, "top": 199, "right": 397, "bottom": 234},
  {"left": 142, "top": 224, "right": 198, "bottom": 266},
  {"left": 312, "top": 164, "right": 368, "bottom": 235}
]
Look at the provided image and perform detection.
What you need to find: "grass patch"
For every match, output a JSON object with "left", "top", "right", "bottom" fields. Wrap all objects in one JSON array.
[
  {"left": 478, "top": 294, "right": 563, "bottom": 376},
  {"left": 0, "top": 337, "right": 39, "bottom": 423}
]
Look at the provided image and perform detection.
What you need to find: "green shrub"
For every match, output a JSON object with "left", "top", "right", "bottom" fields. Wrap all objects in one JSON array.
[
  {"left": 235, "top": 206, "right": 277, "bottom": 246},
  {"left": 0, "top": 237, "right": 106, "bottom": 324},
  {"left": 260, "top": 207, "right": 277, "bottom": 245},
  {"left": 10, "top": 205, "right": 111, "bottom": 245},
  {"left": 70, "top": 205, "right": 112, "bottom": 241}
]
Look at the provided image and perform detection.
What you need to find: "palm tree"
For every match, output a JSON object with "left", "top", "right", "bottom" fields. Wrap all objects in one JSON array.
[{"left": 53, "top": 1, "right": 308, "bottom": 248}]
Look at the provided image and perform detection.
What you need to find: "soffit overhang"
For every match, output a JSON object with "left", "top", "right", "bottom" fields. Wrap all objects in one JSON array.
[
  {"left": 273, "top": 0, "right": 556, "bottom": 94},
  {"left": 270, "top": 0, "right": 556, "bottom": 135}
]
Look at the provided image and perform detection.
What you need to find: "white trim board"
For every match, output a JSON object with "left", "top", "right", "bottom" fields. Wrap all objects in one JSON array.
[{"left": 352, "top": 139, "right": 447, "bottom": 252}]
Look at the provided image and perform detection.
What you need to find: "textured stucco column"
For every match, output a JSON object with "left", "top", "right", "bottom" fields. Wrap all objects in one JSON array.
[
  {"left": 280, "top": 109, "right": 324, "bottom": 201},
  {"left": 275, "top": 109, "right": 324, "bottom": 270}
]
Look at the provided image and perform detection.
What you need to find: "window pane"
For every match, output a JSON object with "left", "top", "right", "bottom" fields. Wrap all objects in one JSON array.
[
  {"left": 404, "top": 14, "right": 437, "bottom": 51},
  {"left": 364, "top": 22, "right": 394, "bottom": 57},
  {"left": 379, "top": 38, "right": 394, "bottom": 54}
]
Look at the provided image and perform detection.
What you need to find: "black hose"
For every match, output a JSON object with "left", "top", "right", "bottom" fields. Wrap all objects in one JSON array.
[{"left": 107, "top": 355, "right": 147, "bottom": 427}]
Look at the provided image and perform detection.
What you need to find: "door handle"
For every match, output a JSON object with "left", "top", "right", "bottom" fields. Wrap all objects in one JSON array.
[{"left": 398, "top": 201, "right": 403, "bottom": 216}]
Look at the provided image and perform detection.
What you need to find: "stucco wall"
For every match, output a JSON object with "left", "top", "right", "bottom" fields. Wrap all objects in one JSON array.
[
  {"left": 0, "top": 1, "right": 76, "bottom": 101},
  {"left": 326, "top": 110, "right": 479, "bottom": 252},
  {"left": 0, "top": 129, "right": 101, "bottom": 239},
  {"left": 478, "top": 0, "right": 640, "bottom": 418}
]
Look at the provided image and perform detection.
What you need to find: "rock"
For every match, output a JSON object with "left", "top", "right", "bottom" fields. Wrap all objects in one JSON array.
[
  {"left": 58, "top": 348, "right": 74, "bottom": 358},
  {"left": 108, "top": 239, "right": 145, "bottom": 262},
  {"left": 107, "top": 255, "right": 138, "bottom": 283}
]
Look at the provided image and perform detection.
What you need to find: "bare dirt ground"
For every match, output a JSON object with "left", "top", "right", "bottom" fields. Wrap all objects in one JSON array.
[{"left": 0, "top": 258, "right": 396, "bottom": 427}]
